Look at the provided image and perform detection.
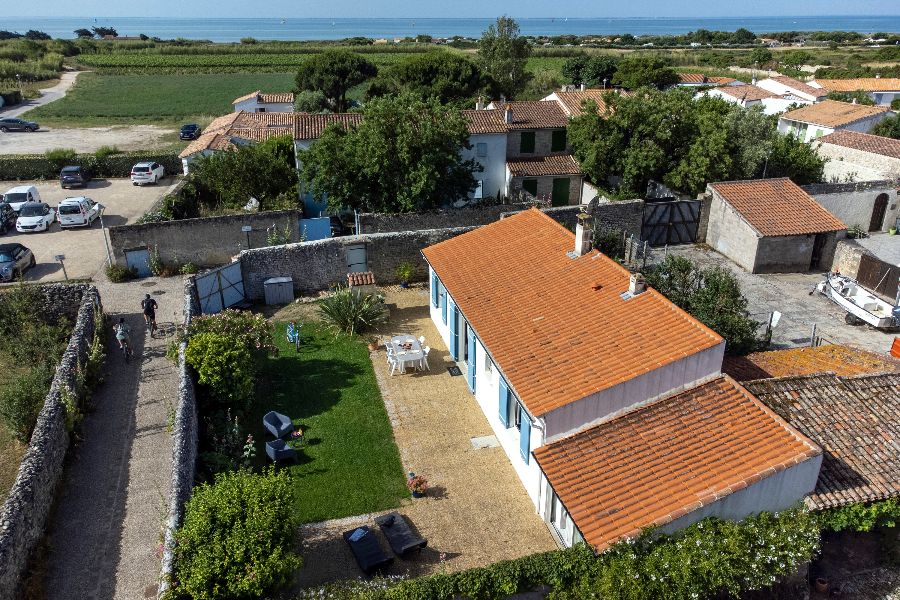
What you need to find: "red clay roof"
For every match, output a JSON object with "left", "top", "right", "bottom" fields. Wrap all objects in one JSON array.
[
  {"left": 549, "top": 89, "right": 625, "bottom": 118},
  {"left": 507, "top": 155, "right": 582, "bottom": 177},
  {"left": 769, "top": 76, "right": 828, "bottom": 98},
  {"left": 708, "top": 76, "right": 738, "bottom": 85},
  {"left": 815, "top": 78, "right": 900, "bottom": 92},
  {"left": 678, "top": 73, "right": 707, "bottom": 84},
  {"left": 534, "top": 375, "right": 821, "bottom": 551},
  {"left": 232, "top": 90, "right": 295, "bottom": 104},
  {"left": 781, "top": 99, "right": 890, "bottom": 128},
  {"left": 462, "top": 109, "right": 509, "bottom": 134},
  {"left": 723, "top": 344, "right": 900, "bottom": 381},
  {"left": 293, "top": 113, "right": 363, "bottom": 140},
  {"left": 490, "top": 100, "right": 569, "bottom": 129},
  {"left": 819, "top": 129, "right": 900, "bottom": 161},
  {"left": 717, "top": 84, "right": 777, "bottom": 102},
  {"left": 709, "top": 178, "right": 846, "bottom": 237},
  {"left": 422, "top": 209, "right": 723, "bottom": 417}
]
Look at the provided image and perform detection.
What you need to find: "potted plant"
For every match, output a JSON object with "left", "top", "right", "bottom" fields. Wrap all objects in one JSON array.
[
  {"left": 406, "top": 472, "right": 428, "bottom": 498},
  {"left": 395, "top": 261, "right": 416, "bottom": 288},
  {"left": 367, "top": 336, "right": 380, "bottom": 352}
]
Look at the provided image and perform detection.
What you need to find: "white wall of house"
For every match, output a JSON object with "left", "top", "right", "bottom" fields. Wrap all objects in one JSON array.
[
  {"left": 811, "top": 185, "right": 900, "bottom": 232},
  {"left": 779, "top": 114, "right": 892, "bottom": 143},
  {"left": 233, "top": 98, "right": 294, "bottom": 113},
  {"left": 755, "top": 79, "right": 820, "bottom": 102},
  {"left": 817, "top": 143, "right": 900, "bottom": 183},
  {"left": 760, "top": 96, "right": 811, "bottom": 116},
  {"left": 869, "top": 91, "right": 900, "bottom": 106},
  {"left": 461, "top": 133, "right": 508, "bottom": 201}
]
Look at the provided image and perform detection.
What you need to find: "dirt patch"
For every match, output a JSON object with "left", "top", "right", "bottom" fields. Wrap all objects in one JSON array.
[
  {"left": 810, "top": 528, "right": 900, "bottom": 600},
  {"left": 0, "top": 125, "right": 177, "bottom": 155}
]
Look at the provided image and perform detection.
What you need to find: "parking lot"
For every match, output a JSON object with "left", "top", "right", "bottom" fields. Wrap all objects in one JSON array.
[{"left": 1, "top": 178, "right": 179, "bottom": 282}]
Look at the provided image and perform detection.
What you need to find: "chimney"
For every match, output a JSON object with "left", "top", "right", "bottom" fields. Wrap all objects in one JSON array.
[
  {"left": 475, "top": 96, "right": 485, "bottom": 110},
  {"left": 852, "top": 98, "right": 858, "bottom": 104},
  {"left": 505, "top": 106, "right": 513, "bottom": 124},
  {"left": 751, "top": 77, "right": 757, "bottom": 86},
  {"left": 876, "top": 73, "right": 881, "bottom": 79},
  {"left": 628, "top": 273, "right": 647, "bottom": 295},
  {"left": 572, "top": 210, "right": 593, "bottom": 257},
  {"left": 580, "top": 82, "right": 586, "bottom": 91}
]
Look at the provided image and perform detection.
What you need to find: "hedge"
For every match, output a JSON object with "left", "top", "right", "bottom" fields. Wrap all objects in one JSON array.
[
  {"left": 0, "top": 151, "right": 181, "bottom": 181},
  {"left": 0, "top": 90, "right": 22, "bottom": 107}
]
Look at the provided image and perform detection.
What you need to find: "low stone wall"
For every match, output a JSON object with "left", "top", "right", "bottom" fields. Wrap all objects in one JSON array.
[
  {"left": 108, "top": 209, "right": 302, "bottom": 269},
  {"left": 0, "top": 285, "right": 102, "bottom": 600},
  {"left": 241, "top": 227, "right": 473, "bottom": 300},
  {"left": 157, "top": 278, "right": 200, "bottom": 600}
]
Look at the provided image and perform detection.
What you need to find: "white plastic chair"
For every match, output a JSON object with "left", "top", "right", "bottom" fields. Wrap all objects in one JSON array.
[
  {"left": 388, "top": 354, "right": 400, "bottom": 375},
  {"left": 418, "top": 336, "right": 426, "bottom": 346},
  {"left": 420, "top": 346, "right": 430, "bottom": 371}
]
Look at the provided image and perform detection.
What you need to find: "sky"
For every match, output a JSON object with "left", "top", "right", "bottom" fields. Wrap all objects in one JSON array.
[{"left": 11, "top": 0, "right": 900, "bottom": 18}]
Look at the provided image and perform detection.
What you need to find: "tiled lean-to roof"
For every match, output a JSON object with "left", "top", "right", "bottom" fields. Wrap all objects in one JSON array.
[
  {"left": 819, "top": 130, "right": 900, "bottom": 161},
  {"left": 533, "top": 376, "right": 821, "bottom": 551},
  {"left": 709, "top": 178, "right": 846, "bottom": 237},
  {"left": 292, "top": 113, "right": 363, "bottom": 140},
  {"left": 724, "top": 344, "right": 900, "bottom": 381},
  {"left": 769, "top": 76, "right": 828, "bottom": 98},
  {"left": 717, "top": 84, "right": 777, "bottom": 102},
  {"left": 781, "top": 99, "right": 890, "bottom": 129},
  {"left": 746, "top": 373, "right": 900, "bottom": 510},
  {"left": 815, "top": 78, "right": 900, "bottom": 93},
  {"left": 461, "top": 109, "right": 509, "bottom": 134},
  {"left": 551, "top": 89, "right": 625, "bottom": 118},
  {"left": 422, "top": 209, "right": 723, "bottom": 417},
  {"left": 506, "top": 155, "right": 582, "bottom": 177}
]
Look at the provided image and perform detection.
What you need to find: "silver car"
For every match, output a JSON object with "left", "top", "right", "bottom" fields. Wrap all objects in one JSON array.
[{"left": 0, "top": 243, "right": 35, "bottom": 281}]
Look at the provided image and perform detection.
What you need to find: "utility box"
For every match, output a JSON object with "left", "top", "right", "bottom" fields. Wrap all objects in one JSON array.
[{"left": 264, "top": 277, "right": 294, "bottom": 305}]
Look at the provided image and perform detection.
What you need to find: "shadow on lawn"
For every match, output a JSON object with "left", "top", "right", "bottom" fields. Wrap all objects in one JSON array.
[{"left": 256, "top": 356, "right": 362, "bottom": 421}]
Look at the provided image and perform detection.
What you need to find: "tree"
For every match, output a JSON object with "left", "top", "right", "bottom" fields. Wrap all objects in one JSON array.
[
  {"left": 24, "top": 30, "right": 51, "bottom": 41},
  {"left": 612, "top": 55, "right": 679, "bottom": 90},
  {"left": 583, "top": 56, "right": 620, "bottom": 87},
  {"left": 294, "top": 90, "right": 329, "bottom": 113},
  {"left": 826, "top": 90, "right": 875, "bottom": 105},
  {"left": 73, "top": 28, "right": 93, "bottom": 39},
  {"left": 366, "top": 52, "right": 485, "bottom": 108},
  {"left": 871, "top": 115, "right": 900, "bottom": 139},
  {"left": 764, "top": 133, "right": 826, "bottom": 184},
  {"left": 91, "top": 26, "right": 117, "bottom": 38},
  {"left": 780, "top": 50, "right": 812, "bottom": 69},
  {"left": 562, "top": 55, "right": 590, "bottom": 85},
  {"left": 732, "top": 28, "right": 757, "bottom": 44},
  {"left": 0, "top": 31, "right": 23, "bottom": 40},
  {"left": 298, "top": 92, "right": 479, "bottom": 213},
  {"left": 748, "top": 47, "right": 773, "bottom": 67},
  {"left": 478, "top": 16, "right": 531, "bottom": 99},
  {"left": 294, "top": 50, "right": 377, "bottom": 113}
]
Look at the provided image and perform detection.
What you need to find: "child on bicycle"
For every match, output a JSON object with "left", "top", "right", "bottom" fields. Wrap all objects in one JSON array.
[{"left": 114, "top": 318, "right": 131, "bottom": 352}]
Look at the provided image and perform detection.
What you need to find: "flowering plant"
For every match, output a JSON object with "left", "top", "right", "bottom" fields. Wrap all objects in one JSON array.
[{"left": 406, "top": 472, "right": 428, "bottom": 495}]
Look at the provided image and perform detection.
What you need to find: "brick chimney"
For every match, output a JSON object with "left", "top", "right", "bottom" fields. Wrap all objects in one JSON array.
[
  {"left": 572, "top": 210, "right": 593, "bottom": 257},
  {"left": 505, "top": 106, "right": 513, "bottom": 124}
]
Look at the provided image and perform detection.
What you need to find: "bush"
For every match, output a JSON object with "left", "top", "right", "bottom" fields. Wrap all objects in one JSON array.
[
  {"left": 0, "top": 151, "right": 180, "bottom": 180},
  {"left": 0, "top": 365, "right": 53, "bottom": 442},
  {"left": 0, "top": 90, "right": 22, "bottom": 106},
  {"left": 93, "top": 145, "right": 121, "bottom": 159},
  {"left": 179, "top": 262, "right": 198, "bottom": 275},
  {"left": 172, "top": 468, "right": 301, "bottom": 600},
  {"left": 188, "top": 310, "right": 275, "bottom": 359},
  {"left": 818, "top": 498, "right": 900, "bottom": 532},
  {"left": 184, "top": 331, "right": 255, "bottom": 410},
  {"left": 105, "top": 264, "right": 137, "bottom": 283},
  {"left": 319, "top": 286, "right": 388, "bottom": 336}
]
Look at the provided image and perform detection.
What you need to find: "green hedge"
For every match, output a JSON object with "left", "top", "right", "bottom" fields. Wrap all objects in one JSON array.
[
  {"left": 0, "top": 90, "right": 22, "bottom": 106},
  {"left": 0, "top": 151, "right": 180, "bottom": 181}
]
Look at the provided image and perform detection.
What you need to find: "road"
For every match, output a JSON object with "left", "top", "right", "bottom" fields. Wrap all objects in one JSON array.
[{"left": 0, "top": 71, "right": 82, "bottom": 118}]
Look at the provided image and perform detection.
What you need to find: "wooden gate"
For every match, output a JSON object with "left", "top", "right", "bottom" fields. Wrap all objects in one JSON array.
[
  {"left": 641, "top": 199, "right": 701, "bottom": 246},
  {"left": 857, "top": 253, "right": 900, "bottom": 300}
]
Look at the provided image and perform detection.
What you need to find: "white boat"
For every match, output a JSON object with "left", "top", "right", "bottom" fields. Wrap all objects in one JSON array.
[{"left": 816, "top": 273, "right": 900, "bottom": 329}]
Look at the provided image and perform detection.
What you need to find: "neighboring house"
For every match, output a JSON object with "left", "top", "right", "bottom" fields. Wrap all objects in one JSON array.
[
  {"left": 674, "top": 73, "right": 741, "bottom": 88},
  {"left": 422, "top": 208, "right": 822, "bottom": 548},
  {"left": 705, "top": 178, "right": 846, "bottom": 273},
  {"left": 812, "top": 78, "right": 900, "bottom": 107},
  {"left": 232, "top": 90, "right": 296, "bottom": 113},
  {"left": 461, "top": 109, "right": 509, "bottom": 202},
  {"left": 778, "top": 100, "right": 892, "bottom": 143},
  {"left": 293, "top": 113, "right": 364, "bottom": 216},
  {"left": 178, "top": 111, "right": 294, "bottom": 174},
  {"left": 699, "top": 84, "right": 776, "bottom": 108},
  {"left": 756, "top": 76, "right": 828, "bottom": 103},
  {"left": 723, "top": 344, "right": 900, "bottom": 381},
  {"left": 542, "top": 87, "right": 622, "bottom": 118},
  {"left": 815, "top": 129, "right": 900, "bottom": 183},
  {"left": 747, "top": 373, "right": 900, "bottom": 510}
]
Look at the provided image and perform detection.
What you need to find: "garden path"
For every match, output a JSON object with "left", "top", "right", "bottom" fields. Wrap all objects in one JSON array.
[{"left": 42, "top": 275, "right": 182, "bottom": 600}]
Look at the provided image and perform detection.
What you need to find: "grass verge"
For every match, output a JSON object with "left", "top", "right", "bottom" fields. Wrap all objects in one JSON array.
[{"left": 0, "top": 350, "right": 30, "bottom": 503}]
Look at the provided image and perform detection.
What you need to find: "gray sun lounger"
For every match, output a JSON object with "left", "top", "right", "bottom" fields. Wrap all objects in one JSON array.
[
  {"left": 374, "top": 512, "right": 427, "bottom": 556},
  {"left": 343, "top": 526, "right": 393, "bottom": 575}
]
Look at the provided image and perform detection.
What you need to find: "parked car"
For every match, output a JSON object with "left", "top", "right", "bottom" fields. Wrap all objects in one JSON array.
[
  {"left": 59, "top": 165, "right": 92, "bottom": 188},
  {"left": 15, "top": 202, "right": 55, "bottom": 233},
  {"left": 0, "top": 203, "right": 16, "bottom": 234},
  {"left": 0, "top": 117, "right": 39, "bottom": 132},
  {"left": 2, "top": 185, "right": 41, "bottom": 212},
  {"left": 57, "top": 197, "right": 100, "bottom": 228},
  {"left": 131, "top": 162, "right": 165, "bottom": 186},
  {"left": 180, "top": 123, "right": 201, "bottom": 140},
  {"left": 0, "top": 243, "right": 35, "bottom": 281}
]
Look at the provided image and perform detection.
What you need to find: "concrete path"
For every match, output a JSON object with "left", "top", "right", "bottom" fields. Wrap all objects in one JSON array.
[
  {"left": 43, "top": 275, "right": 183, "bottom": 600},
  {"left": 857, "top": 232, "right": 900, "bottom": 266},
  {"left": 0, "top": 71, "right": 83, "bottom": 118}
]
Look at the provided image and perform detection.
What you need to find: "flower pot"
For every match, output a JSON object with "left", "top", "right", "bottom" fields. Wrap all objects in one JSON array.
[
  {"left": 400, "top": 281, "right": 409, "bottom": 289},
  {"left": 411, "top": 490, "right": 424, "bottom": 498},
  {"left": 890, "top": 228, "right": 897, "bottom": 236},
  {"left": 815, "top": 577, "right": 829, "bottom": 593},
  {"left": 367, "top": 342, "right": 379, "bottom": 351}
]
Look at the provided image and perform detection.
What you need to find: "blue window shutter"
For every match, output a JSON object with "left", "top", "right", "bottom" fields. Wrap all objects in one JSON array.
[
  {"left": 466, "top": 329, "right": 476, "bottom": 394},
  {"left": 449, "top": 303, "right": 459, "bottom": 360},
  {"left": 431, "top": 272, "right": 438, "bottom": 307},
  {"left": 520, "top": 411, "right": 531, "bottom": 464},
  {"left": 440, "top": 284, "right": 447, "bottom": 324},
  {"left": 499, "top": 378, "right": 510, "bottom": 427}
]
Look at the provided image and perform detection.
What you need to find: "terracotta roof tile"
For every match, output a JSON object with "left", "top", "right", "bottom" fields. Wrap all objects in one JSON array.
[
  {"left": 746, "top": 373, "right": 900, "bottom": 509},
  {"left": 816, "top": 78, "right": 900, "bottom": 92},
  {"left": 179, "top": 111, "right": 293, "bottom": 158},
  {"left": 717, "top": 84, "right": 777, "bottom": 102},
  {"left": 769, "top": 76, "right": 828, "bottom": 98},
  {"left": 709, "top": 178, "right": 846, "bottom": 237},
  {"left": 678, "top": 73, "right": 707, "bottom": 84},
  {"left": 293, "top": 113, "right": 363, "bottom": 140},
  {"left": 781, "top": 99, "right": 890, "bottom": 129},
  {"left": 233, "top": 111, "right": 297, "bottom": 128},
  {"left": 422, "top": 209, "right": 723, "bottom": 417},
  {"left": 707, "top": 76, "right": 738, "bottom": 85},
  {"left": 507, "top": 155, "right": 582, "bottom": 177},
  {"left": 347, "top": 271, "right": 376, "bottom": 286},
  {"left": 534, "top": 376, "right": 821, "bottom": 551},
  {"left": 550, "top": 89, "right": 626, "bottom": 117},
  {"left": 179, "top": 132, "right": 237, "bottom": 158},
  {"left": 490, "top": 100, "right": 569, "bottom": 129},
  {"left": 232, "top": 90, "right": 261, "bottom": 104},
  {"left": 461, "top": 109, "right": 508, "bottom": 134},
  {"left": 818, "top": 130, "right": 900, "bottom": 161},
  {"left": 723, "top": 344, "right": 900, "bottom": 381}
]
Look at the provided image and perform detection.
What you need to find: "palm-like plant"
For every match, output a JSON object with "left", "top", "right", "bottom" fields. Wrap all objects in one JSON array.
[{"left": 318, "top": 286, "right": 387, "bottom": 336}]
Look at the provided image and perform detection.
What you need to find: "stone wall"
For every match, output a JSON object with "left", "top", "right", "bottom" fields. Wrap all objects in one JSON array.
[
  {"left": 240, "top": 227, "right": 473, "bottom": 300},
  {"left": 157, "top": 278, "right": 200, "bottom": 600},
  {"left": 830, "top": 239, "right": 869, "bottom": 279},
  {"left": 0, "top": 285, "right": 102, "bottom": 600},
  {"left": 109, "top": 209, "right": 302, "bottom": 269},
  {"left": 508, "top": 174, "right": 583, "bottom": 205},
  {"left": 816, "top": 143, "right": 900, "bottom": 183},
  {"left": 803, "top": 181, "right": 899, "bottom": 233}
]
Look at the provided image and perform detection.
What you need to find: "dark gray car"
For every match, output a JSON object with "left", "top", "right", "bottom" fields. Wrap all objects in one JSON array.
[
  {"left": 60, "top": 165, "right": 91, "bottom": 188},
  {"left": 0, "top": 118, "right": 39, "bottom": 132},
  {"left": 0, "top": 243, "right": 35, "bottom": 281}
]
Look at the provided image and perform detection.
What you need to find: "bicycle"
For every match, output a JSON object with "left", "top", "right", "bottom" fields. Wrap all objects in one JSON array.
[
  {"left": 146, "top": 315, "right": 157, "bottom": 337},
  {"left": 121, "top": 339, "right": 133, "bottom": 363}
]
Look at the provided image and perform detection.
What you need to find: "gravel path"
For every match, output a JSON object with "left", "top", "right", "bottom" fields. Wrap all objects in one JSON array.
[
  {"left": 43, "top": 274, "right": 183, "bottom": 600},
  {"left": 0, "top": 71, "right": 83, "bottom": 118}
]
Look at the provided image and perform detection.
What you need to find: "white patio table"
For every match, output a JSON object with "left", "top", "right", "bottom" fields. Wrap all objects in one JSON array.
[{"left": 390, "top": 335, "right": 423, "bottom": 374}]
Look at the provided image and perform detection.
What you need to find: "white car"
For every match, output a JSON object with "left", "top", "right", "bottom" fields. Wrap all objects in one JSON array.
[
  {"left": 57, "top": 196, "right": 100, "bottom": 228},
  {"left": 2, "top": 185, "right": 42, "bottom": 212},
  {"left": 131, "top": 162, "right": 165, "bottom": 186},
  {"left": 15, "top": 202, "right": 55, "bottom": 233}
]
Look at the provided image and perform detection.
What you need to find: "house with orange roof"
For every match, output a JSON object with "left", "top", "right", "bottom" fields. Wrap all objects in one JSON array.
[
  {"left": 705, "top": 178, "right": 846, "bottom": 273},
  {"left": 422, "top": 208, "right": 822, "bottom": 548},
  {"left": 811, "top": 78, "right": 900, "bottom": 107},
  {"left": 777, "top": 100, "right": 892, "bottom": 143},
  {"left": 815, "top": 129, "right": 900, "bottom": 184},
  {"left": 232, "top": 90, "right": 296, "bottom": 113}
]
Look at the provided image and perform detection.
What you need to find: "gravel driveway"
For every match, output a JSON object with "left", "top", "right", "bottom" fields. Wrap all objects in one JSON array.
[{"left": 0, "top": 125, "right": 177, "bottom": 154}]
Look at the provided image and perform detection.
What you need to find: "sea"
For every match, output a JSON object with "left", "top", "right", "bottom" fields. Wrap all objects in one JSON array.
[{"left": 3, "top": 16, "right": 900, "bottom": 43}]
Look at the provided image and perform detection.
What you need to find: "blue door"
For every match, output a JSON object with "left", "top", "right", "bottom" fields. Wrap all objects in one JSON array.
[
  {"left": 466, "top": 328, "right": 477, "bottom": 394},
  {"left": 449, "top": 302, "right": 459, "bottom": 360},
  {"left": 499, "top": 377, "right": 510, "bottom": 427},
  {"left": 520, "top": 412, "right": 531, "bottom": 464},
  {"left": 125, "top": 248, "right": 151, "bottom": 278}
]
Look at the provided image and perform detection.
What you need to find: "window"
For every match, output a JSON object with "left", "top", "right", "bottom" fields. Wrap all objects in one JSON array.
[
  {"left": 519, "top": 131, "right": 535, "bottom": 154},
  {"left": 522, "top": 179, "right": 538, "bottom": 196},
  {"left": 474, "top": 180, "right": 484, "bottom": 199},
  {"left": 484, "top": 354, "right": 493, "bottom": 377},
  {"left": 514, "top": 402, "right": 522, "bottom": 431},
  {"left": 551, "top": 129, "right": 567, "bottom": 152},
  {"left": 258, "top": 107, "right": 267, "bottom": 112},
  {"left": 476, "top": 142, "right": 487, "bottom": 157}
]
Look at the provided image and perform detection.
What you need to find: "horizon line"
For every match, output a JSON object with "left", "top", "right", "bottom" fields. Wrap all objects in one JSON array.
[{"left": 7, "top": 14, "right": 900, "bottom": 20}]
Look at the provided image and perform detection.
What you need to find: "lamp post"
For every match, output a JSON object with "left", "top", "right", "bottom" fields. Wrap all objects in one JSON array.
[
  {"left": 96, "top": 203, "right": 113, "bottom": 267},
  {"left": 241, "top": 225, "right": 252, "bottom": 250},
  {"left": 54, "top": 254, "right": 68, "bottom": 281}
]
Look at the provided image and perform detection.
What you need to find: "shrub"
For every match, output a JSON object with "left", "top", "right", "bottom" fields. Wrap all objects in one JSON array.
[
  {"left": 43, "top": 147, "right": 78, "bottom": 170},
  {"left": 0, "top": 151, "right": 180, "bottom": 180},
  {"left": 818, "top": 498, "right": 900, "bottom": 532},
  {"left": 188, "top": 310, "right": 275, "bottom": 359},
  {"left": 93, "top": 145, "right": 121, "bottom": 159},
  {"left": 184, "top": 331, "right": 255, "bottom": 410},
  {"left": 179, "top": 262, "right": 198, "bottom": 275},
  {"left": 172, "top": 468, "right": 301, "bottom": 600},
  {"left": 0, "top": 90, "right": 22, "bottom": 106},
  {"left": 105, "top": 264, "right": 137, "bottom": 283},
  {"left": 319, "top": 286, "right": 388, "bottom": 336},
  {"left": 394, "top": 261, "right": 416, "bottom": 284},
  {"left": 0, "top": 365, "right": 53, "bottom": 442}
]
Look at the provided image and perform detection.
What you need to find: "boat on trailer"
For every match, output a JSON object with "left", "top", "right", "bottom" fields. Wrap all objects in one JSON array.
[{"left": 816, "top": 273, "right": 900, "bottom": 329}]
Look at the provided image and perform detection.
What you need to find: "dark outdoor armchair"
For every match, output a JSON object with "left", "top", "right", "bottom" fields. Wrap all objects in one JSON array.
[
  {"left": 263, "top": 411, "right": 293, "bottom": 439},
  {"left": 265, "top": 439, "right": 298, "bottom": 463}
]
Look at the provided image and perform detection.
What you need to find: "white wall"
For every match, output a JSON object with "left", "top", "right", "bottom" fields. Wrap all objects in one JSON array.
[
  {"left": 756, "top": 79, "right": 819, "bottom": 102},
  {"left": 781, "top": 114, "right": 893, "bottom": 143},
  {"left": 760, "top": 96, "right": 811, "bottom": 116},
  {"left": 817, "top": 142, "right": 900, "bottom": 183},
  {"left": 233, "top": 99, "right": 294, "bottom": 113},
  {"left": 461, "top": 133, "right": 508, "bottom": 201},
  {"left": 870, "top": 91, "right": 900, "bottom": 107},
  {"left": 811, "top": 186, "right": 900, "bottom": 232}
]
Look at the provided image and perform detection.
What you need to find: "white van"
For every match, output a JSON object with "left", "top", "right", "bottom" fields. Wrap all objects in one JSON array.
[
  {"left": 57, "top": 197, "right": 100, "bottom": 228},
  {"left": 2, "top": 185, "right": 41, "bottom": 212}
]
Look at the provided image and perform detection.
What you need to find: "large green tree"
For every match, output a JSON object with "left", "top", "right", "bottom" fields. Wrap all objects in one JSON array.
[
  {"left": 478, "top": 16, "right": 532, "bottom": 99},
  {"left": 298, "top": 93, "right": 479, "bottom": 213},
  {"left": 871, "top": 115, "right": 900, "bottom": 139},
  {"left": 612, "top": 55, "right": 680, "bottom": 90},
  {"left": 366, "top": 52, "right": 486, "bottom": 108},
  {"left": 295, "top": 49, "right": 377, "bottom": 112},
  {"left": 563, "top": 55, "right": 620, "bottom": 87}
]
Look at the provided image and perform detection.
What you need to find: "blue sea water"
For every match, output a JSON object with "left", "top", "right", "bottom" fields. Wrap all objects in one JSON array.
[{"left": 3, "top": 16, "right": 900, "bottom": 42}]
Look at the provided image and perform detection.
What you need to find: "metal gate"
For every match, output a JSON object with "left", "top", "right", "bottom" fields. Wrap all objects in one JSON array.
[
  {"left": 196, "top": 261, "right": 246, "bottom": 314},
  {"left": 857, "top": 253, "right": 900, "bottom": 301},
  {"left": 641, "top": 199, "right": 701, "bottom": 246},
  {"left": 346, "top": 244, "right": 367, "bottom": 273}
]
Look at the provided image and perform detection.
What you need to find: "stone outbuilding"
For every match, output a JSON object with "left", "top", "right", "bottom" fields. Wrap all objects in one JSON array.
[
  {"left": 815, "top": 130, "right": 900, "bottom": 184},
  {"left": 705, "top": 178, "right": 847, "bottom": 273}
]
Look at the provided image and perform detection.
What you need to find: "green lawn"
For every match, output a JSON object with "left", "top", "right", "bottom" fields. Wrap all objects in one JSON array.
[{"left": 253, "top": 321, "right": 407, "bottom": 523}]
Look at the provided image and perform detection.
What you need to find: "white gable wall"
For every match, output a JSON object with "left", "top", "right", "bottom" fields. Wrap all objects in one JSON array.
[
  {"left": 461, "top": 133, "right": 508, "bottom": 201},
  {"left": 779, "top": 113, "right": 892, "bottom": 143},
  {"left": 233, "top": 98, "right": 294, "bottom": 113},
  {"left": 756, "top": 79, "right": 820, "bottom": 102}
]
